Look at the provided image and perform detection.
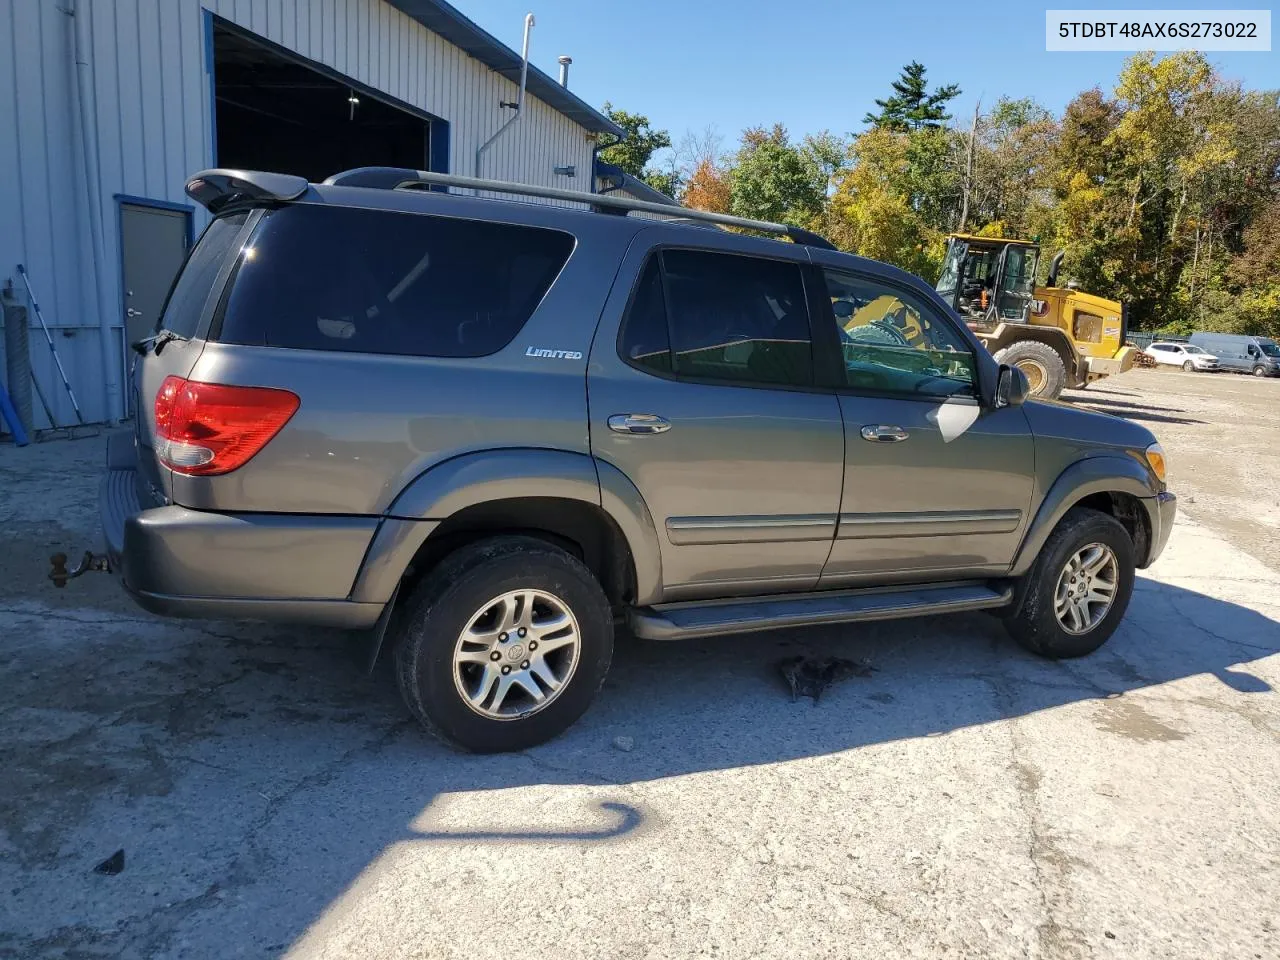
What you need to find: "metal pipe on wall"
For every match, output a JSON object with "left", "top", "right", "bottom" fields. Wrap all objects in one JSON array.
[
  {"left": 71, "top": 0, "right": 121, "bottom": 422},
  {"left": 474, "top": 13, "right": 534, "bottom": 179}
]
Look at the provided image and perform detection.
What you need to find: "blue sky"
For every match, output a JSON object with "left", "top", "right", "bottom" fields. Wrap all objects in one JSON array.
[{"left": 468, "top": 0, "right": 1279, "bottom": 160}]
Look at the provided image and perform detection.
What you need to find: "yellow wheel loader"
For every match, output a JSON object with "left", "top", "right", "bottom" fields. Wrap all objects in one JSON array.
[{"left": 934, "top": 235, "right": 1136, "bottom": 400}]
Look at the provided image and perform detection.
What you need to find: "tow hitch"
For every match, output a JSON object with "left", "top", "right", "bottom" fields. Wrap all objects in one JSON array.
[{"left": 49, "top": 550, "right": 112, "bottom": 588}]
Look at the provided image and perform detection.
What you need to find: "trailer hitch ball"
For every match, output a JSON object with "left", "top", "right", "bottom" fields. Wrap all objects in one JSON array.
[{"left": 49, "top": 550, "right": 112, "bottom": 588}]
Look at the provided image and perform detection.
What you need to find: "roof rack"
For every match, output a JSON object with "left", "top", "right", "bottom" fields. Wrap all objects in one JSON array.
[{"left": 323, "top": 167, "right": 836, "bottom": 250}]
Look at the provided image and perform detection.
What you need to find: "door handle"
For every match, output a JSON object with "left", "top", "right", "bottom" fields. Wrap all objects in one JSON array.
[
  {"left": 860, "top": 424, "right": 909, "bottom": 443},
  {"left": 126, "top": 308, "right": 143, "bottom": 318},
  {"left": 608, "top": 414, "right": 671, "bottom": 435}
]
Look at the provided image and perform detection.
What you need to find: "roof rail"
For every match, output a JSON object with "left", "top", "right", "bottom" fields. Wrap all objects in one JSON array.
[{"left": 323, "top": 167, "right": 837, "bottom": 250}]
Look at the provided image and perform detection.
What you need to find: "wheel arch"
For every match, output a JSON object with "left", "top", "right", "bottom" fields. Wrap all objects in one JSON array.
[
  {"left": 1010, "top": 456, "right": 1159, "bottom": 579},
  {"left": 350, "top": 449, "right": 662, "bottom": 608}
]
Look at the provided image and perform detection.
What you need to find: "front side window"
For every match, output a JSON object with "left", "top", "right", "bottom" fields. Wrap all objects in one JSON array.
[
  {"left": 618, "top": 250, "right": 813, "bottom": 388},
  {"left": 218, "top": 204, "right": 574, "bottom": 357},
  {"left": 823, "top": 269, "right": 977, "bottom": 398}
]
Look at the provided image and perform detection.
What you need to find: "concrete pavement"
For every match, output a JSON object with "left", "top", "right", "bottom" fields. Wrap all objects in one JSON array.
[{"left": 1, "top": 434, "right": 1277, "bottom": 959}]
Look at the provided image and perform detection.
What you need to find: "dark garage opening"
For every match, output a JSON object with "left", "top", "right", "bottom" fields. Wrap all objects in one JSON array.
[{"left": 212, "top": 20, "right": 431, "bottom": 182}]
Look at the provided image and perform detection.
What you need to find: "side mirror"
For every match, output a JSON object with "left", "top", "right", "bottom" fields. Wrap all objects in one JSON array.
[{"left": 996, "top": 364, "right": 1030, "bottom": 408}]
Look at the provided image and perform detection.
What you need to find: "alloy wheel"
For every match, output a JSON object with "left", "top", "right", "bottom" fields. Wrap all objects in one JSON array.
[{"left": 452, "top": 589, "right": 581, "bottom": 720}]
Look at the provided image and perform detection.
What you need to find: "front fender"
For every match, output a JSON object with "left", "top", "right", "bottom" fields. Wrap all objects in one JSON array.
[
  {"left": 1009, "top": 455, "right": 1158, "bottom": 577},
  {"left": 350, "top": 449, "right": 662, "bottom": 605}
]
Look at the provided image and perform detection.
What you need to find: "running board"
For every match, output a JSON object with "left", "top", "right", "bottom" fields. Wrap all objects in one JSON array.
[{"left": 628, "top": 581, "right": 1013, "bottom": 641}]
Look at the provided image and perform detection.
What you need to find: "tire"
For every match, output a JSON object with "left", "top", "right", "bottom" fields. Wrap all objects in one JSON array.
[
  {"left": 994, "top": 341, "right": 1067, "bottom": 400},
  {"left": 1253, "top": 365, "right": 1269, "bottom": 378},
  {"left": 394, "top": 536, "right": 613, "bottom": 752},
  {"left": 1182, "top": 360, "right": 1194, "bottom": 372},
  {"left": 1004, "top": 507, "right": 1135, "bottom": 659}
]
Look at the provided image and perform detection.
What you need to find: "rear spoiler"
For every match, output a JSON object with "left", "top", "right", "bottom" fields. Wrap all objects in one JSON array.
[{"left": 185, "top": 169, "right": 308, "bottom": 214}]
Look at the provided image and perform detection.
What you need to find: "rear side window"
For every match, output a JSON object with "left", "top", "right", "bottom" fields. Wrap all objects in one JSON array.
[
  {"left": 618, "top": 249, "right": 813, "bottom": 388},
  {"left": 217, "top": 204, "right": 574, "bottom": 357},
  {"left": 158, "top": 212, "right": 247, "bottom": 338}
]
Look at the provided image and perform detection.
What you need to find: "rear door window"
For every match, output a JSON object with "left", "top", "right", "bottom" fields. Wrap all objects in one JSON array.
[
  {"left": 217, "top": 204, "right": 574, "bottom": 357},
  {"left": 158, "top": 212, "right": 248, "bottom": 338}
]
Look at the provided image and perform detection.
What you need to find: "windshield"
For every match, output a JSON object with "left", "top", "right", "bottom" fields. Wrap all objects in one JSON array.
[
  {"left": 935, "top": 243, "right": 964, "bottom": 299},
  {"left": 1183, "top": 345, "right": 1206, "bottom": 354},
  {"left": 1260, "top": 340, "right": 1280, "bottom": 358}
]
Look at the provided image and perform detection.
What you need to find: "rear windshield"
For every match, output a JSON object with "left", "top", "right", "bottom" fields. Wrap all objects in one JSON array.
[
  {"left": 158, "top": 212, "right": 248, "bottom": 338},
  {"left": 215, "top": 204, "right": 574, "bottom": 358}
]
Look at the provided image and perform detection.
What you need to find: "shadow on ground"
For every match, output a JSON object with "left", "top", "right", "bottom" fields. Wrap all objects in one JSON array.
[{"left": 2, "top": 568, "right": 1277, "bottom": 957}]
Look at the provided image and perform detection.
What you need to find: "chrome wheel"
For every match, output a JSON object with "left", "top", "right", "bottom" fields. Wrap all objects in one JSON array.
[
  {"left": 1054, "top": 543, "right": 1119, "bottom": 635},
  {"left": 452, "top": 589, "right": 581, "bottom": 720}
]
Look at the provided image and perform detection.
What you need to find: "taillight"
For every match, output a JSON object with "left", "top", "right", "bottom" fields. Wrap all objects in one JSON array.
[{"left": 153, "top": 376, "right": 299, "bottom": 476}]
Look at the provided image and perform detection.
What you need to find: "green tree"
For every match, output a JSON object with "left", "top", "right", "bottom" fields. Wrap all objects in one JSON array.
[
  {"left": 598, "top": 102, "right": 675, "bottom": 196},
  {"left": 864, "top": 62, "right": 961, "bottom": 131},
  {"left": 728, "top": 125, "right": 828, "bottom": 226}
]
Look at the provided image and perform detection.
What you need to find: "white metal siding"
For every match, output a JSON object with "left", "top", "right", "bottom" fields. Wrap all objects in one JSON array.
[{"left": 0, "top": 0, "right": 598, "bottom": 427}]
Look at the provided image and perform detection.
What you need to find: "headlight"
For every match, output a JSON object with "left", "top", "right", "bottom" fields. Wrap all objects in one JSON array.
[{"left": 1144, "top": 442, "right": 1167, "bottom": 484}]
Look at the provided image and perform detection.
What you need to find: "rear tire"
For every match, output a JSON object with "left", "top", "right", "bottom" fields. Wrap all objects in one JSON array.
[
  {"left": 1182, "top": 360, "right": 1194, "bottom": 372},
  {"left": 394, "top": 536, "right": 613, "bottom": 752},
  {"left": 994, "top": 341, "right": 1067, "bottom": 400},
  {"left": 1004, "top": 507, "right": 1135, "bottom": 659}
]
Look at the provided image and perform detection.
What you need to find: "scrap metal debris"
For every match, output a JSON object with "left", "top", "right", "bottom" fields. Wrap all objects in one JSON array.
[
  {"left": 93, "top": 849, "right": 125, "bottom": 876},
  {"left": 776, "top": 656, "right": 875, "bottom": 703}
]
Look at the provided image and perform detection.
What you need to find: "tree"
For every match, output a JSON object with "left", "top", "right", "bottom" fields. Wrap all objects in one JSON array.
[
  {"left": 683, "top": 158, "right": 731, "bottom": 213},
  {"left": 864, "top": 62, "right": 961, "bottom": 131},
  {"left": 598, "top": 102, "right": 675, "bottom": 196},
  {"left": 728, "top": 125, "right": 828, "bottom": 226}
]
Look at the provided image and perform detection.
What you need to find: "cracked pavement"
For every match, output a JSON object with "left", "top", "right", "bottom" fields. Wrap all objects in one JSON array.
[{"left": 3, "top": 403, "right": 1280, "bottom": 958}]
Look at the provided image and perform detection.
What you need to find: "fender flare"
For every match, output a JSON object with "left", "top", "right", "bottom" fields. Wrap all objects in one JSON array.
[
  {"left": 350, "top": 449, "right": 662, "bottom": 605},
  {"left": 1009, "top": 455, "right": 1158, "bottom": 578}
]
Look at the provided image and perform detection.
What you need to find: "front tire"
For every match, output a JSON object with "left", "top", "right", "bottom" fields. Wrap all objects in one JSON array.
[
  {"left": 1253, "top": 365, "right": 1269, "bottom": 378},
  {"left": 1182, "top": 360, "right": 1194, "bottom": 372},
  {"left": 1004, "top": 507, "right": 1135, "bottom": 659},
  {"left": 394, "top": 536, "right": 613, "bottom": 752},
  {"left": 994, "top": 341, "right": 1067, "bottom": 400}
]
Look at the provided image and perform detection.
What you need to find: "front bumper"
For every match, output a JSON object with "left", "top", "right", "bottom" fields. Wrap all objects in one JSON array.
[
  {"left": 1140, "top": 491, "right": 1177, "bottom": 568},
  {"left": 100, "top": 432, "right": 384, "bottom": 628}
]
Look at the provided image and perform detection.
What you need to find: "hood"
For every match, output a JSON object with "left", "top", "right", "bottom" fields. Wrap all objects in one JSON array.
[{"left": 1022, "top": 396, "right": 1159, "bottom": 453}]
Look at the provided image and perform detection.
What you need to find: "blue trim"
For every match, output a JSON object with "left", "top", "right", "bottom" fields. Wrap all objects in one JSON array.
[
  {"left": 204, "top": 9, "right": 217, "bottom": 164},
  {"left": 385, "top": 0, "right": 624, "bottom": 138},
  {"left": 430, "top": 119, "right": 450, "bottom": 174}
]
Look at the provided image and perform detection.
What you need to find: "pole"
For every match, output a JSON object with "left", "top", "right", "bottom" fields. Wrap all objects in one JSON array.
[{"left": 17, "top": 264, "right": 86, "bottom": 425}]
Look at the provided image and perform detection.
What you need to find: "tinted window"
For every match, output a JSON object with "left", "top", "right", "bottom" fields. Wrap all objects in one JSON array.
[
  {"left": 661, "top": 250, "right": 812, "bottom": 387},
  {"left": 158, "top": 213, "right": 247, "bottom": 338},
  {"left": 823, "top": 269, "right": 977, "bottom": 398},
  {"left": 218, "top": 204, "right": 574, "bottom": 357},
  {"left": 619, "top": 257, "right": 672, "bottom": 374}
]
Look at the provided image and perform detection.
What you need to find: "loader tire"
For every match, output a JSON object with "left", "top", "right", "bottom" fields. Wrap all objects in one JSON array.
[{"left": 995, "top": 341, "right": 1067, "bottom": 400}]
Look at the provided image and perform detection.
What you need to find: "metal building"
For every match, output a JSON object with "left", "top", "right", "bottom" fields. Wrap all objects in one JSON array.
[{"left": 0, "top": 0, "right": 624, "bottom": 431}]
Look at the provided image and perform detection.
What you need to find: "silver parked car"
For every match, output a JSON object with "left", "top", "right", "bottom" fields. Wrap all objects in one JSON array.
[{"left": 99, "top": 168, "right": 1177, "bottom": 752}]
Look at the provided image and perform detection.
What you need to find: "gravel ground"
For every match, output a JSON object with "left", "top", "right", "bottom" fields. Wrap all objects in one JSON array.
[
  {"left": 1, "top": 408, "right": 1278, "bottom": 960},
  {"left": 1066, "top": 366, "right": 1280, "bottom": 570}
]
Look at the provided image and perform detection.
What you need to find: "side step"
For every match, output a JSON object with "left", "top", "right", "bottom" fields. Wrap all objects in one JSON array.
[{"left": 628, "top": 581, "right": 1013, "bottom": 641}]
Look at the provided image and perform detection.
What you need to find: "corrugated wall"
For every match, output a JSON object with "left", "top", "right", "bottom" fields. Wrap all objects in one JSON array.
[{"left": 0, "top": 0, "right": 598, "bottom": 430}]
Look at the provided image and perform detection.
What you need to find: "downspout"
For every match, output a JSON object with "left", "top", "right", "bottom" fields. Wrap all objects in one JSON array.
[
  {"left": 475, "top": 13, "right": 534, "bottom": 179},
  {"left": 70, "top": 0, "right": 120, "bottom": 421}
]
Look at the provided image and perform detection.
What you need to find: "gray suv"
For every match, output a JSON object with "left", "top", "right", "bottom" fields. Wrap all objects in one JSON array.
[{"left": 101, "top": 167, "right": 1176, "bottom": 752}]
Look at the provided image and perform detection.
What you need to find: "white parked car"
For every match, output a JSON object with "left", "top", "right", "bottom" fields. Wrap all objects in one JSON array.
[{"left": 1144, "top": 342, "right": 1219, "bottom": 372}]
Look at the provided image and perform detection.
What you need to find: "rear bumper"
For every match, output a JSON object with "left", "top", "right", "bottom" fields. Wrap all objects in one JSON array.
[
  {"left": 101, "top": 432, "right": 383, "bottom": 628},
  {"left": 1140, "top": 491, "right": 1177, "bottom": 568}
]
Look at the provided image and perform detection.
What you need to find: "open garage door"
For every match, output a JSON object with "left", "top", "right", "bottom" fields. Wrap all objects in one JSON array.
[{"left": 212, "top": 19, "right": 435, "bottom": 182}]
